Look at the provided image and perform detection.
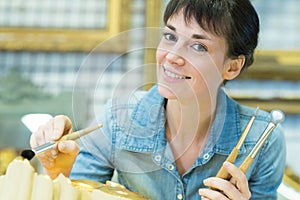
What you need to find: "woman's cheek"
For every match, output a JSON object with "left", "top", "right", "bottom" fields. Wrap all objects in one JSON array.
[{"left": 156, "top": 47, "right": 167, "bottom": 63}]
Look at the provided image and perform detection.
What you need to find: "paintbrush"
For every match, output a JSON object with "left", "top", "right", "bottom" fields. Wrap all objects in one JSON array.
[
  {"left": 21, "top": 123, "right": 103, "bottom": 160},
  {"left": 216, "top": 107, "right": 259, "bottom": 180},
  {"left": 238, "top": 109, "right": 285, "bottom": 174},
  {"left": 216, "top": 109, "right": 285, "bottom": 184}
]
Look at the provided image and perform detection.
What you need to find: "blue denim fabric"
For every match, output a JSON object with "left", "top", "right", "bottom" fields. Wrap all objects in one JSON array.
[{"left": 70, "top": 85, "right": 286, "bottom": 200}]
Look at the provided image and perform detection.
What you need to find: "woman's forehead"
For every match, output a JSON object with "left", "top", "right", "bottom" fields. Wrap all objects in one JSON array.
[
  {"left": 167, "top": 12, "right": 225, "bottom": 41},
  {"left": 167, "top": 8, "right": 227, "bottom": 37},
  {"left": 166, "top": 12, "right": 228, "bottom": 54}
]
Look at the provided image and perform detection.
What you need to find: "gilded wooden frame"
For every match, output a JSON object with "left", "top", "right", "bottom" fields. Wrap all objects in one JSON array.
[
  {"left": 0, "top": 0, "right": 130, "bottom": 52},
  {"left": 234, "top": 50, "right": 300, "bottom": 114},
  {"left": 144, "top": 0, "right": 162, "bottom": 88},
  {"left": 239, "top": 50, "right": 300, "bottom": 81}
]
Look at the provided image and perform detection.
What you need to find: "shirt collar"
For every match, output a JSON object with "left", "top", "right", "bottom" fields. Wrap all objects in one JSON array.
[
  {"left": 129, "top": 85, "right": 165, "bottom": 130},
  {"left": 121, "top": 85, "right": 165, "bottom": 152},
  {"left": 125, "top": 85, "right": 244, "bottom": 156},
  {"left": 203, "top": 87, "right": 244, "bottom": 156}
]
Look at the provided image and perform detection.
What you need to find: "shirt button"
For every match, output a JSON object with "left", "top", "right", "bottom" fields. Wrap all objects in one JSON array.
[
  {"left": 167, "top": 163, "right": 174, "bottom": 170},
  {"left": 203, "top": 153, "right": 210, "bottom": 160},
  {"left": 154, "top": 155, "right": 161, "bottom": 162},
  {"left": 177, "top": 194, "right": 183, "bottom": 199}
]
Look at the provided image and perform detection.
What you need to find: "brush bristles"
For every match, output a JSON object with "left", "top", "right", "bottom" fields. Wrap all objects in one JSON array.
[{"left": 21, "top": 149, "right": 35, "bottom": 161}]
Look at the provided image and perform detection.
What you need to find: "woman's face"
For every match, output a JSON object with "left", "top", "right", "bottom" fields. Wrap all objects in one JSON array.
[{"left": 156, "top": 11, "right": 235, "bottom": 102}]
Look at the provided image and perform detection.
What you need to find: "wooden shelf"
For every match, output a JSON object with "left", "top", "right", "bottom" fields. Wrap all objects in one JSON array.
[
  {"left": 235, "top": 98, "right": 300, "bottom": 114},
  {"left": 238, "top": 50, "right": 300, "bottom": 81}
]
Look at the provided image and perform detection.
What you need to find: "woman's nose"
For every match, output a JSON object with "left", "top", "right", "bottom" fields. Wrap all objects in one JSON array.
[{"left": 165, "top": 51, "right": 185, "bottom": 66}]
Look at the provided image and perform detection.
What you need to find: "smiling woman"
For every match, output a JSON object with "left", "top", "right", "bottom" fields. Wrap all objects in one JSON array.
[
  {"left": 29, "top": 0, "right": 286, "bottom": 200},
  {"left": 156, "top": 12, "right": 231, "bottom": 101},
  {"left": 0, "top": 0, "right": 294, "bottom": 198}
]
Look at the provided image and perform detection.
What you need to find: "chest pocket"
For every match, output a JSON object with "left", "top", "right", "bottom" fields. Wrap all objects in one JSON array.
[{"left": 114, "top": 148, "right": 161, "bottom": 173}]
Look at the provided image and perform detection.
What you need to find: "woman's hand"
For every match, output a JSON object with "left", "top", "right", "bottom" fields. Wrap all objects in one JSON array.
[
  {"left": 30, "top": 115, "right": 80, "bottom": 179},
  {"left": 198, "top": 162, "right": 251, "bottom": 200}
]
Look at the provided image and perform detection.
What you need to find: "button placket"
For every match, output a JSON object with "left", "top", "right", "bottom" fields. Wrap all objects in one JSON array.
[
  {"left": 203, "top": 153, "right": 210, "bottom": 160},
  {"left": 154, "top": 155, "right": 161, "bottom": 162},
  {"left": 167, "top": 163, "right": 174, "bottom": 171}
]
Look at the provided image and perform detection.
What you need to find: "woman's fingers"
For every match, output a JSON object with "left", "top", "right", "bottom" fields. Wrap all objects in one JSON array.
[
  {"left": 30, "top": 115, "right": 72, "bottom": 148},
  {"left": 201, "top": 177, "right": 243, "bottom": 199},
  {"left": 29, "top": 115, "right": 73, "bottom": 162},
  {"left": 58, "top": 140, "right": 80, "bottom": 155},
  {"left": 199, "top": 187, "right": 228, "bottom": 200},
  {"left": 51, "top": 115, "right": 72, "bottom": 140},
  {"left": 31, "top": 124, "right": 47, "bottom": 147},
  {"left": 28, "top": 115, "right": 77, "bottom": 179},
  {"left": 223, "top": 162, "right": 251, "bottom": 199},
  {"left": 199, "top": 161, "right": 251, "bottom": 200},
  {"left": 201, "top": 197, "right": 210, "bottom": 200}
]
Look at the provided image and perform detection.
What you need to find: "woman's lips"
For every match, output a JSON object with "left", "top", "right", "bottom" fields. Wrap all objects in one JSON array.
[{"left": 163, "top": 66, "right": 191, "bottom": 80}]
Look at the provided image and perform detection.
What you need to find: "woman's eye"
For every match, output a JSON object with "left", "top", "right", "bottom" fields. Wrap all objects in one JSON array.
[
  {"left": 192, "top": 43, "right": 208, "bottom": 52},
  {"left": 163, "top": 32, "right": 177, "bottom": 42}
]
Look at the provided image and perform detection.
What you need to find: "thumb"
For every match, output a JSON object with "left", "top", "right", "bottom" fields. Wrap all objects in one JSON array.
[{"left": 57, "top": 140, "right": 80, "bottom": 155}]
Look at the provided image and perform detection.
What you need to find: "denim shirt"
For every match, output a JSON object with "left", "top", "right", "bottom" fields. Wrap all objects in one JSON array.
[{"left": 70, "top": 85, "right": 286, "bottom": 200}]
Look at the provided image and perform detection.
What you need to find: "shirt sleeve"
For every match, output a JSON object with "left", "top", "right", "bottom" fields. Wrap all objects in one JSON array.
[
  {"left": 69, "top": 100, "right": 115, "bottom": 183},
  {"left": 249, "top": 124, "right": 286, "bottom": 200}
]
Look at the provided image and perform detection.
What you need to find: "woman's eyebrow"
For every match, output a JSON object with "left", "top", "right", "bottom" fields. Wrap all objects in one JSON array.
[
  {"left": 166, "top": 24, "right": 176, "bottom": 31},
  {"left": 166, "top": 24, "right": 211, "bottom": 40},
  {"left": 192, "top": 34, "right": 211, "bottom": 41}
]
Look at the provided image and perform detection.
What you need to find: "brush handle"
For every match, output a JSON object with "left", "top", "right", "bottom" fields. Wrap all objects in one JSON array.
[
  {"left": 32, "top": 124, "right": 102, "bottom": 156},
  {"left": 216, "top": 147, "right": 239, "bottom": 180},
  {"left": 59, "top": 124, "right": 102, "bottom": 141},
  {"left": 239, "top": 156, "right": 254, "bottom": 174},
  {"left": 215, "top": 109, "right": 258, "bottom": 180}
]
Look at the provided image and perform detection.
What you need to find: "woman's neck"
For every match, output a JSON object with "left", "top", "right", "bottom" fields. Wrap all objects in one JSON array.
[
  {"left": 165, "top": 93, "right": 218, "bottom": 176},
  {"left": 165, "top": 92, "right": 218, "bottom": 146}
]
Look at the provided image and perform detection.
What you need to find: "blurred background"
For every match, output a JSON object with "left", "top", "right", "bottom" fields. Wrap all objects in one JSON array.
[{"left": 0, "top": 0, "right": 299, "bottom": 199}]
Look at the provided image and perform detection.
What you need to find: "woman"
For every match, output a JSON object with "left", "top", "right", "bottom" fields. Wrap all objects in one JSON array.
[{"left": 30, "top": 0, "right": 286, "bottom": 199}]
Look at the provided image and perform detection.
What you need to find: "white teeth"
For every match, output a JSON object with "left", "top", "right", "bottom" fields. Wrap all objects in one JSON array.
[
  {"left": 164, "top": 68, "right": 189, "bottom": 79},
  {"left": 165, "top": 70, "right": 185, "bottom": 79}
]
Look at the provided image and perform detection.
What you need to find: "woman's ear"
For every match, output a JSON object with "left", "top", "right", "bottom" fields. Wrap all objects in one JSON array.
[{"left": 222, "top": 55, "right": 245, "bottom": 80}]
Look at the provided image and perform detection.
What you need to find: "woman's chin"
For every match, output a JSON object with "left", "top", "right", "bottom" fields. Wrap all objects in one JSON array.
[{"left": 157, "top": 84, "right": 177, "bottom": 99}]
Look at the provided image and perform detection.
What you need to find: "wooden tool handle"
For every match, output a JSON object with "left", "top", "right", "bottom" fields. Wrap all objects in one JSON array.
[
  {"left": 239, "top": 156, "right": 254, "bottom": 174},
  {"left": 60, "top": 124, "right": 103, "bottom": 141},
  {"left": 216, "top": 147, "right": 239, "bottom": 180}
]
